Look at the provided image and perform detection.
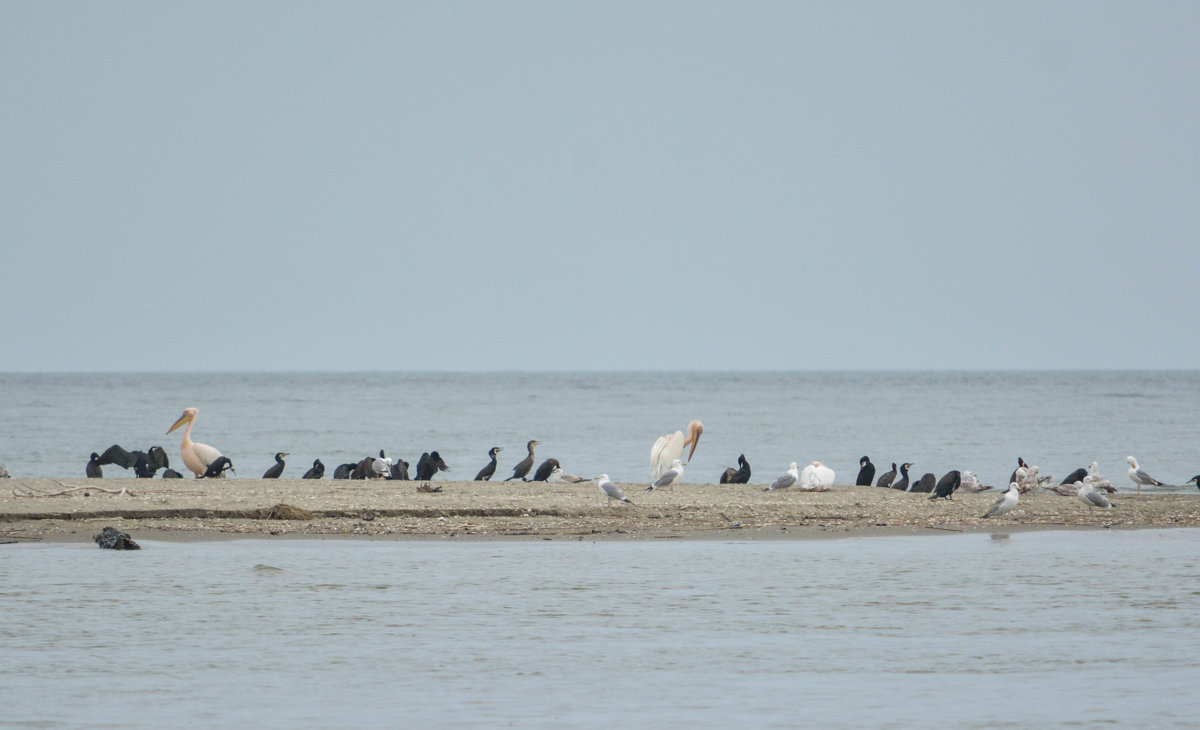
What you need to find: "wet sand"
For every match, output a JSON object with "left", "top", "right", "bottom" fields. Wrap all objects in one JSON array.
[{"left": 3, "top": 477, "right": 1198, "bottom": 543}]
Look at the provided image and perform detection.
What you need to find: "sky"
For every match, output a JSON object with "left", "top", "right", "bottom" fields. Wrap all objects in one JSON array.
[{"left": 2, "top": 2, "right": 1198, "bottom": 371}]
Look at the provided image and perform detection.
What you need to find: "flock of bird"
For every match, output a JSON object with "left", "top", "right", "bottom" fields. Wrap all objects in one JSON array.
[{"left": 6, "top": 409, "right": 1198, "bottom": 520}]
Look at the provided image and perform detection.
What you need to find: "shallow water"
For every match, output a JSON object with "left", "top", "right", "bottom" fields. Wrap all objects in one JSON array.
[
  {"left": 2, "top": 529, "right": 1199, "bottom": 728},
  {"left": 1, "top": 370, "right": 1198, "bottom": 490}
]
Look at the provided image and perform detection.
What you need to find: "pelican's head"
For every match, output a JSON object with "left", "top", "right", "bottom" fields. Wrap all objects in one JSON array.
[
  {"left": 812, "top": 461, "right": 822, "bottom": 468},
  {"left": 685, "top": 420, "right": 703, "bottom": 461},
  {"left": 167, "top": 407, "right": 198, "bottom": 434}
]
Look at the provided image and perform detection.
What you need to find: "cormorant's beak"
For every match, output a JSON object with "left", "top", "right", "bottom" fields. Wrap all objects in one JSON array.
[{"left": 167, "top": 412, "right": 190, "bottom": 435}]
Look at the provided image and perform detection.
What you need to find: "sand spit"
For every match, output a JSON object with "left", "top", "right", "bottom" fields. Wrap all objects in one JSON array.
[{"left": 2, "top": 478, "right": 1198, "bottom": 542}]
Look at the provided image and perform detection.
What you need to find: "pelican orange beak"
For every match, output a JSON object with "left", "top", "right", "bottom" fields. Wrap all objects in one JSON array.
[
  {"left": 167, "top": 411, "right": 191, "bottom": 434},
  {"left": 686, "top": 420, "right": 703, "bottom": 462}
]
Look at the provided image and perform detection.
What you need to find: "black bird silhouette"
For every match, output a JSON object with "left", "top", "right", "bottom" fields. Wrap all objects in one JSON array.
[
  {"left": 475, "top": 447, "right": 502, "bottom": 481},
  {"left": 389, "top": 459, "right": 410, "bottom": 480},
  {"left": 876, "top": 462, "right": 897, "bottom": 488},
  {"left": 203, "top": 456, "right": 234, "bottom": 478},
  {"left": 262, "top": 452, "right": 288, "bottom": 479},
  {"left": 930, "top": 470, "right": 962, "bottom": 500},
  {"left": 86, "top": 453, "right": 103, "bottom": 478},
  {"left": 911, "top": 472, "right": 936, "bottom": 493},
  {"left": 892, "top": 463, "right": 913, "bottom": 491},
  {"left": 302, "top": 458, "right": 325, "bottom": 479},
  {"left": 333, "top": 463, "right": 356, "bottom": 479},
  {"left": 162, "top": 468, "right": 184, "bottom": 479},
  {"left": 720, "top": 454, "right": 751, "bottom": 484},
  {"left": 532, "top": 458, "right": 560, "bottom": 482},
  {"left": 415, "top": 451, "right": 450, "bottom": 480},
  {"left": 1060, "top": 467, "right": 1088, "bottom": 485},
  {"left": 855, "top": 456, "right": 876, "bottom": 486},
  {"left": 505, "top": 440, "right": 539, "bottom": 481}
]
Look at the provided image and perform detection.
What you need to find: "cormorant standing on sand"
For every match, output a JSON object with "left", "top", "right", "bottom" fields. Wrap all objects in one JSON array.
[
  {"left": 475, "top": 447, "right": 502, "bottom": 481},
  {"left": 855, "top": 456, "right": 876, "bottom": 486},
  {"left": 505, "top": 440, "right": 539, "bottom": 481}
]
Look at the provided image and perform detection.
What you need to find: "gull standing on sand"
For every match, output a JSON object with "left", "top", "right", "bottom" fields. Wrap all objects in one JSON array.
[
  {"left": 596, "top": 474, "right": 634, "bottom": 506},
  {"left": 648, "top": 459, "right": 684, "bottom": 490},
  {"left": 981, "top": 482, "right": 1020, "bottom": 519},
  {"left": 1126, "top": 456, "right": 1165, "bottom": 493},
  {"left": 765, "top": 462, "right": 800, "bottom": 491},
  {"left": 651, "top": 420, "right": 703, "bottom": 480},
  {"left": 1078, "top": 477, "right": 1114, "bottom": 509}
]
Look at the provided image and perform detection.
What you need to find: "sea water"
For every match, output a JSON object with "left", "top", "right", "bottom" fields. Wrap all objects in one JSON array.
[
  {"left": 0, "top": 371, "right": 1197, "bottom": 488},
  {"left": 1, "top": 530, "right": 1199, "bottom": 728}
]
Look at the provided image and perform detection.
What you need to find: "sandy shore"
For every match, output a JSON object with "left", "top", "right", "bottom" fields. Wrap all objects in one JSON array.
[{"left": 3, "top": 477, "right": 1199, "bottom": 543}]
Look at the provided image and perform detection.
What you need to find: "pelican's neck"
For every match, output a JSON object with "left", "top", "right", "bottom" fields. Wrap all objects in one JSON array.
[{"left": 180, "top": 418, "right": 194, "bottom": 449}]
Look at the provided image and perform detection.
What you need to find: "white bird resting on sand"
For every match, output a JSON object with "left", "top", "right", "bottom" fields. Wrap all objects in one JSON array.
[
  {"left": 958, "top": 471, "right": 990, "bottom": 492},
  {"left": 765, "top": 462, "right": 800, "bottom": 491},
  {"left": 648, "top": 459, "right": 684, "bottom": 491},
  {"left": 595, "top": 474, "right": 634, "bottom": 506},
  {"left": 651, "top": 420, "right": 703, "bottom": 480},
  {"left": 1126, "top": 456, "right": 1165, "bottom": 494},
  {"left": 548, "top": 466, "right": 588, "bottom": 484},
  {"left": 981, "top": 482, "right": 1020, "bottom": 519},
  {"left": 1087, "top": 462, "right": 1116, "bottom": 493},
  {"left": 799, "top": 461, "right": 835, "bottom": 490},
  {"left": 1077, "top": 477, "right": 1114, "bottom": 509}
]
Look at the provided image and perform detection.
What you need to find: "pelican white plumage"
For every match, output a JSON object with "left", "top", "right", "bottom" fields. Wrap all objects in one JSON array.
[
  {"left": 596, "top": 474, "right": 634, "bottom": 506},
  {"left": 1078, "top": 477, "right": 1114, "bottom": 509},
  {"left": 648, "top": 459, "right": 684, "bottom": 491},
  {"left": 981, "top": 482, "right": 1020, "bottom": 519},
  {"left": 1126, "top": 456, "right": 1164, "bottom": 494},
  {"left": 765, "top": 462, "right": 800, "bottom": 491},
  {"left": 166, "top": 407, "right": 223, "bottom": 478},
  {"left": 651, "top": 420, "right": 703, "bottom": 480},
  {"left": 800, "top": 461, "right": 835, "bottom": 489}
]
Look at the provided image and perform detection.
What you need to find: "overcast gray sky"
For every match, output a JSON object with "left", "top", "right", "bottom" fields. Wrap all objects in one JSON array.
[{"left": 2, "top": 2, "right": 1197, "bottom": 371}]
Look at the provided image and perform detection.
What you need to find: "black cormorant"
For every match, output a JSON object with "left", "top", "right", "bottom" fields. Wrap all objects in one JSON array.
[
  {"left": 475, "top": 447, "right": 502, "bottom": 481},
  {"left": 262, "top": 452, "right": 288, "bottom": 479},
  {"left": 855, "top": 456, "right": 876, "bottom": 486},
  {"left": 505, "top": 440, "right": 539, "bottom": 481}
]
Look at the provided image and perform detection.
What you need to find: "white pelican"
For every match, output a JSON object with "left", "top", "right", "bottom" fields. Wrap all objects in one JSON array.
[
  {"left": 765, "top": 462, "right": 800, "bottom": 491},
  {"left": 1126, "top": 456, "right": 1165, "bottom": 494},
  {"left": 596, "top": 474, "right": 634, "bottom": 506},
  {"left": 1078, "top": 477, "right": 1114, "bottom": 509},
  {"left": 649, "top": 459, "right": 684, "bottom": 491},
  {"left": 651, "top": 420, "right": 703, "bottom": 480},
  {"left": 166, "top": 407, "right": 223, "bottom": 478},
  {"left": 800, "top": 461, "right": 835, "bottom": 489},
  {"left": 981, "top": 482, "right": 1020, "bottom": 519}
]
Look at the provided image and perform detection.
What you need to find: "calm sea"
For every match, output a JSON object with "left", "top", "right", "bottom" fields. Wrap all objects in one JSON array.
[
  {"left": 0, "top": 371, "right": 1197, "bottom": 488},
  {"left": 2, "top": 530, "right": 1199, "bottom": 728}
]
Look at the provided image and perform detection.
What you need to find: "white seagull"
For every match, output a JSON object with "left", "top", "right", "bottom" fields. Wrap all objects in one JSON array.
[
  {"left": 800, "top": 461, "right": 835, "bottom": 489},
  {"left": 548, "top": 466, "right": 588, "bottom": 484},
  {"left": 959, "top": 471, "right": 989, "bottom": 492},
  {"left": 981, "top": 482, "right": 1020, "bottom": 519},
  {"left": 651, "top": 420, "right": 703, "bottom": 480},
  {"left": 1088, "top": 462, "right": 1116, "bottom": 493},
  {"left": 1077, "top": 477, "right": 1114, "bottom": 509},
  {"left": 765, "top": 462, "right": 800, "bottom": 491},
  {"left": 1126, "top": 456, "right": 1165, "bottom": 494},
  {"left": 648, "top": 459, "right": 684, "bottom": 491},
  {"left": 596, "top": 474, "right": 634, "bottom": 506}
]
